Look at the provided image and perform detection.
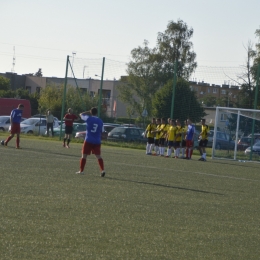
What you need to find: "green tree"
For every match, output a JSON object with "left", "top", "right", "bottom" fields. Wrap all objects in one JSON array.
[
  {"left": 155, "top": 19, "right": 197, "bottom": 84},
  {"left": 152, "top": 78, "right": 205, "bottom": 122},
  {"left": 201, "top": 96, "right": 217, "bottom": 107},
  {"left": 117, "top": 41, "right": 157, "bottom": 118},
  {"left": 0, "top": 76, "right": 11, "bottom": 91},
  {"left": 118, "top": 19, "right": 197, "bottom": 118},
  {"left": 39, "top": 84, "right": 101, "bottom": 119}
]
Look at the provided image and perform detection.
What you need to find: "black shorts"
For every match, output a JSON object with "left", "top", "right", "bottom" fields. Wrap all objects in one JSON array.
[
  {"left": 182, "top": 140, "right": 186, "bottom": 147},
  {"left": 147, "top": 137, "right": 155, "bottom": 144},
  {"left": 175, "top": 141, "right": 181, "bottom": 147},
  {"left": 154, "top": 139, "right": 159, "bottom": 146},
  {"left": 199, "top": 139, "right": 208, "bottom": 147},
  {"left": 65, "top": 125, "right": 73, "bottom": 134},
  {"left": 159, "top": 138, "right": 165, "bottom": 146}
]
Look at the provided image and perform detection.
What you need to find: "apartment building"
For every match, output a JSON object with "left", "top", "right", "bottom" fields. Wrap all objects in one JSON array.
[{"left": 189, "top": 81, "right": 240, "bottom": 106}]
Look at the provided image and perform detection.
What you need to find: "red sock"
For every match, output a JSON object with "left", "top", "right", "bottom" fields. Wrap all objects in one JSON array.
[
  {"left": 98, "top": 158, "right": 104, "bottom": 171},
  {"left": 80, "top": 158, "right": 86, "bottom": 172},
  {"left": 16, "top": 136, "right": 20, "bottom": 147},
  {"left": 5, "top": 135, "right": 13, "bottom": 144}
]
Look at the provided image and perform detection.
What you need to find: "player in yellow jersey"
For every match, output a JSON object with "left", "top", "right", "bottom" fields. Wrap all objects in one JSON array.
[
  {"left": 198, "top": 118, "right": 210, "bottom": 161},
  {"left": 144, "top": 118, "right": 157, "bottom": 155},
  {"left": 165, "top": 119, "right": 176, "bottom": 157},
  {"left": 174, "top": 119, "right": 182, "bottom": 158},
  {"left": 158, "top": 118, "right": 168, "bottom": 156},
  {"left": 181, "top": 120, "right": 188, "bottom": 158},
  {"left": 151, "top": 118, "right": 161, "bottom": 155}
]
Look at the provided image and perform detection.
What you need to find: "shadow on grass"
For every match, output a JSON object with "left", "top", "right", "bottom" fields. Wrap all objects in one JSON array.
[{"left": 105, "top": 176, "right": 224, "bottom": 196}]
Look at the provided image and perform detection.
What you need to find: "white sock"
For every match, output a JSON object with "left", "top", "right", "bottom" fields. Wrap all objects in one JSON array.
[
  {"left": 150, "top": 144, "right": 154, "bottom": 153},
  {"left": 146, "top": 144, "right": 150, "bottom": 154},
  {"left": 176, "top": 148, "right": 180, "bottom": 157},
  {"left": 167, "top": 148, "right": 172, "bottom": 156},
  {"left": 203, "top": 153, "right": 206, "bottom": 159},
  {"left": 182, "top": 148, "right": 185, "bottom": 156},
  {"left": 161, "top": 147, "right": 165, "bottom": 155}
]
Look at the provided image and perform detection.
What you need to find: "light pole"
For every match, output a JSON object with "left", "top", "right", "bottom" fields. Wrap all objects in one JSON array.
[
  {"left": 83, "top": 65, "right": 88, "bottom": 78},
  {"left": 71, "top": 52, "right": 76, "bottom": 77}
]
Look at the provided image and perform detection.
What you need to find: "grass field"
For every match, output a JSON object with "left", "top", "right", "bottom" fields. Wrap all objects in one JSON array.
[{"left": 0, "top": 134, "right": 260, "bottom": 259}]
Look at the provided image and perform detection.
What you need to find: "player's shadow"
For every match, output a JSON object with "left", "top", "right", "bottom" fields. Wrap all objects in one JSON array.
[{"left": 105, "top": 176, "right": 224, "bottom": 196}]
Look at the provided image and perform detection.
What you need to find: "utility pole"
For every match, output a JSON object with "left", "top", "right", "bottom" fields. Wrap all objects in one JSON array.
[{"left": 71, "top": 52, "right": 76, "bottom": 77}]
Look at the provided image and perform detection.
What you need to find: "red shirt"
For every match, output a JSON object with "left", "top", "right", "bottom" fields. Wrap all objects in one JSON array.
[{"left": 64, "top": 114, "right": 78, "bottom": 126}]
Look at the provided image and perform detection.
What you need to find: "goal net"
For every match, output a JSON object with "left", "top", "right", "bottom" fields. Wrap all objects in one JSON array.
[{"left": 212, "top": 107, "right": 260, "bottom": 162}]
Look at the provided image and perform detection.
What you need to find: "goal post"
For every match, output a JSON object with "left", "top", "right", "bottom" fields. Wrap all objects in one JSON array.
[{"left": 212, "top": 106, "right": 260, "bottom": 162}]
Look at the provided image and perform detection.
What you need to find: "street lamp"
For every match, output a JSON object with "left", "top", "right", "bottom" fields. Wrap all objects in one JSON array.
[
  {"left": 83, "top": 65, "right": 88, "bottom": 79},
  {"left": 71, "top": 52, "right": 76, "bottom": 77}
]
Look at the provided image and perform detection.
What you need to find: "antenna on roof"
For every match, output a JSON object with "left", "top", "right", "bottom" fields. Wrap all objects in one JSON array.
[{"left": 11, "top": 46, "right": 16, "bottom": 73}]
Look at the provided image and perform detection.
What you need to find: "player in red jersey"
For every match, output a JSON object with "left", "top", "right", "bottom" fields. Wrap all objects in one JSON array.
[
  {"left": 63, "top": 108, "right": 79, "bottom": 148},
  {"left": 1, "top": 104, "right": 24, "bottom": 149},
  {"left": 76, "top": 107, "right": 105, "bottom": 177}
]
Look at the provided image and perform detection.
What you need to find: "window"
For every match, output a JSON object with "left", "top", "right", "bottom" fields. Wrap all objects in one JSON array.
[
  {"left": 208, "top": 88, "right": 211, "bottom": 93},
  {"left": 26, "top": 86, "right": 31, "bottom": 94},
  {"left": 233, "top": 95, "right": 236, "bottom": 98},
  {"left": 80, "top": 88, "right": 87, "bottom": 94},
  {"left": 190, "top": 86, "right": 193, "bottom": 90},
  {"left": 89, "top": 91, "right": 95, "bottom": 97},
  {"left": 221, "top": 90, "right": 226, "bottom": 94},
  {"left": 36, "top": 87, "right": 41, "bottom": 94},
  {"left": 213, "top": 88, "right": 217, "bottom": 93},
  {"left": 194, "top": 87, "right": 198, "bottom": 91}
]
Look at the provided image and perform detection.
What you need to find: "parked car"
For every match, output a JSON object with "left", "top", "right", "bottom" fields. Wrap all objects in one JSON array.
[
  {"left": 107, "top": 126, "right": 146, "bottom": 142},
  {"left": 45, "top": 122, "right": 86, "bottom": 136},
  {"left": 0, "top": 116, "right": 27, "bottom": 131},
  {"left": 32, "top": 114, "right": 59, "bottom": 125},
  {"left": 10, "top": 118, "right": 59, "bottom": 135},
  {"left": 206, "top": 130, "right": 214, "bottom": 147},
  {"left": 245, "top": 141, "right": 260, "bottom": 155},
  {"left": 75, "top": 124, "right": 118, "bottom": 141},
  {"left": 237, "top": 136, "right": 256, "bottom": 151},
  {"left": 213, "top": 131, "right": 235, "bottom": 150}
]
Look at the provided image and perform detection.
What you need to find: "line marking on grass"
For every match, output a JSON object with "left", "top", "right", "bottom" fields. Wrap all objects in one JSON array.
[{"left": 111, "top": 162, "right": 260, "bottom": 182}]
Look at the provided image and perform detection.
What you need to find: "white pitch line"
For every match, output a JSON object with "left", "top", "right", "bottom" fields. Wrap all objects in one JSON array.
[{"left": 111, "top": 162, "right": 260, "bottom": 182}]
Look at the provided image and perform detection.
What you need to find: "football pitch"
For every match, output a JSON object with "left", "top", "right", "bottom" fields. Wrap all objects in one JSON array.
[{"left": 0, "top": 136, "right": 260, "bottom": 259}]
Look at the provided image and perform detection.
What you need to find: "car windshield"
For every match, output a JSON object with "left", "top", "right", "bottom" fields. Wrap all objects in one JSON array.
[
  {"left": 110, "top": 127, "right": 126, "bottom": 134},
  {"left": 254, "top": 141, "right": 260, "bottom": 147},
  {"left": 0, "top": 117, "right": 9, "bottom": 123},
  {"left": 22, "top": 118, "right": 39, "bottom": 125}
]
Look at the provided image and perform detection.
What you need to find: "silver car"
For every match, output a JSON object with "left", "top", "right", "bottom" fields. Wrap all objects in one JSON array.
[{"left": 0, "top": 115, "right": 27, "bottom": 132}]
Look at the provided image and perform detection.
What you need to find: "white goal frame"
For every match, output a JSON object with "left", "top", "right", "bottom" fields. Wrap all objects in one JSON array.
[{"left": 212, "top": 106, "right": 260, "bottom": 161}]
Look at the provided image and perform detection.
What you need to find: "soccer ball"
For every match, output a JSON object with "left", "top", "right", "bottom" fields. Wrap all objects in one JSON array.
[{"left": 1, "top": 140, "right": 5, "bottom": 145}]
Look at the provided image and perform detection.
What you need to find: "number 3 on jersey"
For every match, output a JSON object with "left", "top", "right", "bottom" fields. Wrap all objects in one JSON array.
[{"left": 91, "top": 124, "right": 98, "bottom": 132}]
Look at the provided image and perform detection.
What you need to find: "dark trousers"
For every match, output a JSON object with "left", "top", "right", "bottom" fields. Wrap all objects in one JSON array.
[{"left": 47, "top": 123, "right": 54, "bottom": 136}]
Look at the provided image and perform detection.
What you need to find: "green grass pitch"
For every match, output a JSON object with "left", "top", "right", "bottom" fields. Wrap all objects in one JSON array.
[{"left": 0, "top": 135, "right": 260, "bottom": 259}]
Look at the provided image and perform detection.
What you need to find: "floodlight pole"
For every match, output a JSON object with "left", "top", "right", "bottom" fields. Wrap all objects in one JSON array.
[{"left": 98, "top": 57, "right": 105, "bottom": 117}]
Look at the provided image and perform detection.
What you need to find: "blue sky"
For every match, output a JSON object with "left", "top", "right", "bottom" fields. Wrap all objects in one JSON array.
[{"left": 1, "top": 0, "right": 259, "bottom": 84}]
